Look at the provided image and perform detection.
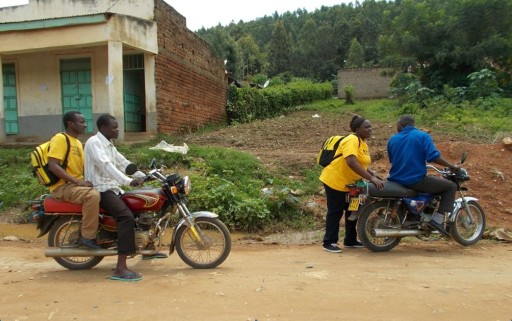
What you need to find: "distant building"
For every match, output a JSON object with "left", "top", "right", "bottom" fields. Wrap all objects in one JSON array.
[
  {"left": 0, "top": 0, "right": 227, "bottom": 143},
  {"left": 338, "top": 68, "right": 393, "bottom": 100}
]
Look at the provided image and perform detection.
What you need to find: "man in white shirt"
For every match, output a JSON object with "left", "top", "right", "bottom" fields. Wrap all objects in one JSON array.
[{"left": 84, "top": 114, "right": 148, "bottom": 281}]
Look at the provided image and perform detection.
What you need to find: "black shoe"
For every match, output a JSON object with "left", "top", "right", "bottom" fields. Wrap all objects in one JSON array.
[
  {"left": 428, "top": 220, "right": 449, "bottom": 236},
  {"left": 80, "top": 236, "right": 101, "bottom": 249},
  {"left": 344, "top": 241, "right": 365, "bottom": 248},
  {"left": 323, "top": 243, "right": 342, "bottom": 253}
]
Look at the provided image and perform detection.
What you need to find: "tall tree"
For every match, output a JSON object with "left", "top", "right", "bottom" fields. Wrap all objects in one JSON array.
[
  {"left": 268, "top": 20, "right": 292, "bottom": 76},
  {"left": 347, "top": 38, "right": 365, "bottom": 67},
  {"left": 236, "top": 35, "right": 264, "bottom": 79}
]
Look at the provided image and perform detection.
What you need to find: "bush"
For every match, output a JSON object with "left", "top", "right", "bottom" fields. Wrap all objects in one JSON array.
[
  {"left": 227, "top": 79, "right": 333, "bottom": 123},
  {"left": 344, "top": 84, "right": 354, "bottom": 104}
]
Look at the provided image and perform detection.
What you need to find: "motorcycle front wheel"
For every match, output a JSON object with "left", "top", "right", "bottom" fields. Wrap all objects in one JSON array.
[
  {"left": 449, "top": 200, "right": 486, "bottom": 246},
  {"left": 357, "top": 200, "right": 402, "bottom": 252},
  {"left": 175, "top": 217, "right": 231, "bottom": 269},
  {"left": 47, "top": 216, "right": 104, "bottom": 270}
]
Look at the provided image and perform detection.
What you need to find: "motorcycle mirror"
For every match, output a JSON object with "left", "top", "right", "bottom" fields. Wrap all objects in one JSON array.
[
  {"left": 460, "top": 152, "right": 469, "bottom": 164},
  {"left": 149, "top": 158, "right": 157, "bottom": 169},
  {"left": 125, "top": 163, "right": 138, "bottom": 175}
]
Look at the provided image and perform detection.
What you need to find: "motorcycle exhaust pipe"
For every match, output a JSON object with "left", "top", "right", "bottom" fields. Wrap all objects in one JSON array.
[
  {"left": 45, "top": 248, "right": 160, "bottom": 257},
  {"left": 371, "top": 228, "right": 422, "bottom": 238},
  {"left": 45, "top": 247, "right": 118, "bottom": 257}
]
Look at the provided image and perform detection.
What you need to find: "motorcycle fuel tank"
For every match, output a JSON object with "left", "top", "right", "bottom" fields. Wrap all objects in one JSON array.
[{"left": 121, "top": 188, "right": 166, "bottom": 212}]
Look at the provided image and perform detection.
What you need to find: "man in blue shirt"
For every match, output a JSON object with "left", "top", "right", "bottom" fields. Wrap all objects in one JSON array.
[{"left": 387, "top": 115, "right": 460, "bottom": 235}]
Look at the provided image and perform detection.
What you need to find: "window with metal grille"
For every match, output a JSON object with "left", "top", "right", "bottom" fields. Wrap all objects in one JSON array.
[{"left": 123, "top": 54, "right": 144, "bottom": 70}]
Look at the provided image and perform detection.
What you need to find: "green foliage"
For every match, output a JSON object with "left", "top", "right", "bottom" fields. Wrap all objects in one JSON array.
[
  {"left": 198, "top": 0, "right": 512, "bottom": 91},
  {"left": 467, "top": 69, "right": 502, "bottom": 99},
  {"left": 188, "top": 175, "right": 271, "bottom": 231},
  {"left": 347, "top": 38, "right": 365, "bottom": 68},
  {"left": 268, "top": 20, "right": 292, "bottom": 77},
  {"left": 0, "top": 147, "right": 47, "bottom": 208},
  {"left": 227, "top": 79, "right": 333, "bottom": 123},
  {"left": 344, "top": 84, "right": 355, "bottom": 104}
]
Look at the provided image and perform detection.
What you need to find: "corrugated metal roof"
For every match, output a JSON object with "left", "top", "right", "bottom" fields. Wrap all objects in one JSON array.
[
  {"left": 0, "top": 0, "right": 120, "bottom": 24},
  {"left": 0, "top": 13, "right": 108, "bottom": 32}
]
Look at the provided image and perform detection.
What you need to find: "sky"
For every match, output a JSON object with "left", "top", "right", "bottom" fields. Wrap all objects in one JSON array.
[
  {"left": 166, "top": 0, "right": 356, "bottom": 31},
  {"left": 0, "top": 0, "right": 355, "bottom": 31}
]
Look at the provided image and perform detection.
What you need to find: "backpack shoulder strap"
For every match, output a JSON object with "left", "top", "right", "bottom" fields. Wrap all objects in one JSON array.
[
  {"left": 59, "top": 132, "right": 71, "bottom": 167},
  {"left": 330, "top": 135, "right": 346, "bottom": 162}
]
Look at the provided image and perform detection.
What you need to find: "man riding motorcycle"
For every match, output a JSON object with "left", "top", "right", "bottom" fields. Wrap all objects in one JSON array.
[{"left": 387, "top": 114, "right": 460, "bottom": 235}]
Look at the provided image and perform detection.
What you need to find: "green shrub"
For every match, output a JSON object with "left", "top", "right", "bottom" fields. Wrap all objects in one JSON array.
[
  {"left": 344, "top": 84, "right": 354, "bottom": 104},
  {"left": 227, "top": 79, "right": 333, "bottom": 123}
]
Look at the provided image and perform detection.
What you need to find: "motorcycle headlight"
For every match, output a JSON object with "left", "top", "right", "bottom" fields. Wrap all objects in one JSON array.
[
  {"left": 182, "top": 176, "right": 191, "bottom": 195},
  {"left": 457, "top": 168, "right": 470, "bottom": 181}
]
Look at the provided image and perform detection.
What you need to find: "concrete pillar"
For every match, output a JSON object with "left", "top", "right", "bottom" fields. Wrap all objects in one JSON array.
[
  {"left": 144, "top": 53, "right": 157, "bottom": 133},
  {"left": 0, "top": 57, "right": 5, "bottom": 144},
  {"left": 107, "top": 41, "right": 124, "bottom": 142}
]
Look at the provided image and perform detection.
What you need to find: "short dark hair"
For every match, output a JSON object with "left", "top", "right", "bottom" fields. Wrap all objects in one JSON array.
[
  {"left": 63, "top": 111, "right": 82, "bottom": 129},
  {"left": 398, "top": 114, "right": 415, "bottom": 127},
  {"left": 96, "top": 114, "right": 116, "bottom": 130}
]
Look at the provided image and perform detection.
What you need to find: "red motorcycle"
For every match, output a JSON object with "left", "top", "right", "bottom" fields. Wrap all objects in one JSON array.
[{"left": 31, "top": 161, "right": 232, "bottom": 270}]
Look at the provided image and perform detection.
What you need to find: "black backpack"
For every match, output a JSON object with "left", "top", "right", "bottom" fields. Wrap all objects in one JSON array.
[{"left": 316, "top": 135, "right": 346, "bottom": 167}]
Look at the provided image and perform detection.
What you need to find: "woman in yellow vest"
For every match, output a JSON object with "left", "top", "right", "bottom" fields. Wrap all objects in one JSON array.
[{"left": 320, "top": 115, "right": 384, "bottom": 253}]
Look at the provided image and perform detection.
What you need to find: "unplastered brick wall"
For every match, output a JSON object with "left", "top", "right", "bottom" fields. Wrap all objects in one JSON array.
[
  {"left": 154, "top": 0, "right": 227, "bottom": 134},
  {"left": 338, "top": 68, "right": 393, "bottom": 99}
]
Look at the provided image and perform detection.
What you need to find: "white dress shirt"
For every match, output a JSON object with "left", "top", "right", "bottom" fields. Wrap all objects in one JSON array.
[{"left": 84, "top": 132, "right": 136, "bottom": 194}]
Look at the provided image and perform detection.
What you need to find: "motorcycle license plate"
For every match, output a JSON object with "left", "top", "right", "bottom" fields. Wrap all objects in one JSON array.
[{"left": 348, "top": 197, "right": 360, "bottom": 211}]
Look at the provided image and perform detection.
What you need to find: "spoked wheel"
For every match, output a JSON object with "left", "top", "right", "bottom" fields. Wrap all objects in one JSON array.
[
  {"left": 47, "top": 216, "right": 103, "bottom": 270},
  {"left": 449, "top": 200, "right": 486, "bottom": 246},
  {"left": 357, "top": 201, "right": 402, "bottom": 252},
  {"left": 175, "top": 217, "right": 231, "bottom": 269}
]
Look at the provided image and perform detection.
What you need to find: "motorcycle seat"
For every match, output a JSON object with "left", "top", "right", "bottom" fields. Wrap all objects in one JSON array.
[
  {"left": 368, "top": 181, "right": 419, "bottom": 198},
  {"left": 44, "top": 197, "right": 106, "bottom": 214}
]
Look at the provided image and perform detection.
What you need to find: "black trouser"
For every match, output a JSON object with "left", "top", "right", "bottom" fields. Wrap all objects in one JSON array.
[
  {"left": 322, "top": 184, "right": 358, "bottom": 246},
  {"left": 406, "top": 175, "right": 457, "bottom": 214},
  {"left": 100, "top": 190, "right": 136, "bottom": 255}
]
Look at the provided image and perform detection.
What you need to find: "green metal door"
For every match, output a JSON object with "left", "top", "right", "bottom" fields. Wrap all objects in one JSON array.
[
  {"left": 60, "top": 58, "right": 93, "bottom": 133},
  {"left": 123, "top": 54, "right": 145, "bottom": 132},
  {"left": 2, "top": 63, "right": 19, "bottom": 134}
]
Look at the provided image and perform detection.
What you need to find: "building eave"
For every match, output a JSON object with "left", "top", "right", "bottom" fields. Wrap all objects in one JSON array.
[{"left": 0, "top": 13, "right": 108, "bottom": 32}]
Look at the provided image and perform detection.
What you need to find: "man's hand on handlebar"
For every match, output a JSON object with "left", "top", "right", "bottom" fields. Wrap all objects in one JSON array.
[{"left": 130, "top": 177, "right": 145, "bottom": 187}]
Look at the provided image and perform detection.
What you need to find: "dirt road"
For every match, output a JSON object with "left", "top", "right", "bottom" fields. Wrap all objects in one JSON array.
[{"left": 1, "top": 230, "right": 511, "bottom": 321}]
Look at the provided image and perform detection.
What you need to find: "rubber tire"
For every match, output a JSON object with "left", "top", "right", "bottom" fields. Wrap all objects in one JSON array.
[
  {"left": 356, "top": 200, "right": 402, "bottom": 252},
  {"left": 175, "top": 217, "right": 231, "bottom": 269},
  {"left": 47, "top": 216, "right": 104, "bottom": 270},
  {"left": 449, "top": 200, "right": 486, "bottom": 246}
]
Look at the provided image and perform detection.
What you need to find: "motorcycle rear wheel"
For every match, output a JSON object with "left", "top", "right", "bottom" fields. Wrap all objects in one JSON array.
[
  {"left": 449, "top": 200, "right": 486, "bottom": 246},
  {"left": 357, "top": 200, "right": 402, "bottom": 252},
  {"left": 175, "top": 217, "right": 231, "bottom": 269},
  {"left": 48, "top": 216, "right": 104, "bottom": 270}
]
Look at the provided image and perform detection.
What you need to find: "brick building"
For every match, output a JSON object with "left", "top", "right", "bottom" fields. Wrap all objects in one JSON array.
[{"left": 0, "top": 0, "right": 227, "bottom": 143}]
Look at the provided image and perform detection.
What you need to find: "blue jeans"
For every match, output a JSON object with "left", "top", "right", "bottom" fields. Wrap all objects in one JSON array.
[
  {"left": 406, "top": 175, "right": 457, "bottom": 214},
  {"left": 322, "top": 184, "right": 358, "bottom": 246}
]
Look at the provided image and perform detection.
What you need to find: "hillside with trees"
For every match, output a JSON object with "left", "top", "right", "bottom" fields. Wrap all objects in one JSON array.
[{"left": 195, "top": 0, "right": 512, "bottom": 95}]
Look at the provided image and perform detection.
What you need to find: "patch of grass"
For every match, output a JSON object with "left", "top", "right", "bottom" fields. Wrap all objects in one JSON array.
[{"left": 0, "top": 147, "right": 47, "bottom": 209}]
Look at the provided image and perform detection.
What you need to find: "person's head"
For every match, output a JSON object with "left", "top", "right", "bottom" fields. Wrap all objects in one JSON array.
[
  {"left": 97, "top": 114, "right": 119, "bottom": 140},
  {"left": 63, "top": 111, "right": 86, "bottom": 137},
  {"left": 350, "top": 115, "right": 372, "bottom": 140},
  {"left": 396, "top": 114, "right": 415, "bottom": 132}
]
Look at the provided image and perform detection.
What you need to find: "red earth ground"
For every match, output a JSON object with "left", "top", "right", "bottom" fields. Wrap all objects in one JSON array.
[{"left": 181, "top": 109, "right": 512, "bottom": 230}]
